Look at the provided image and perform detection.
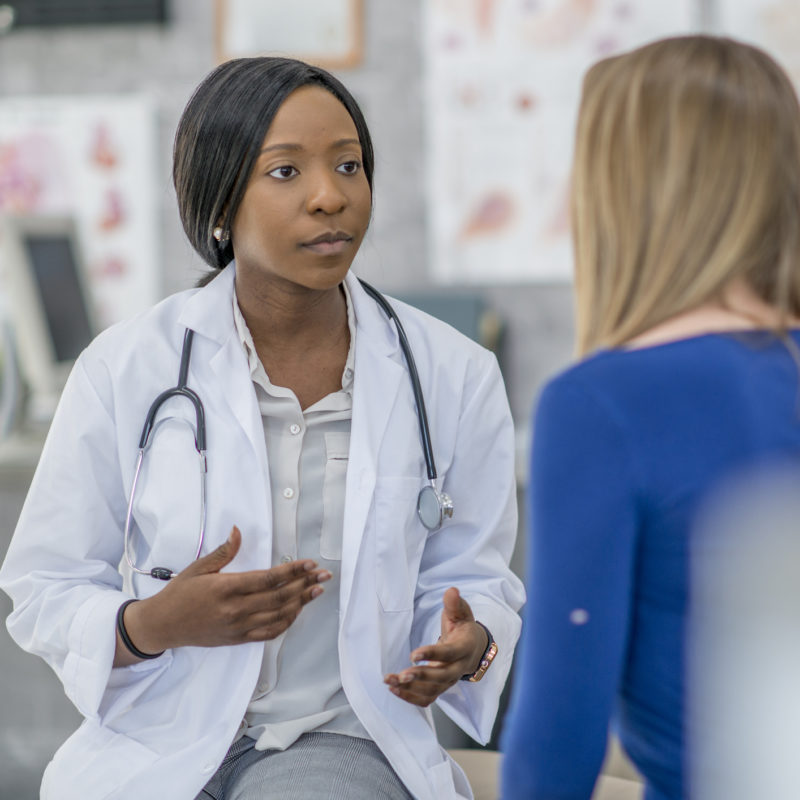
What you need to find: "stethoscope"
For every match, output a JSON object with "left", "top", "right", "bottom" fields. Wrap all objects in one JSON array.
[{"left": 123, "top": 280, "right": 454, "bottom": 581}]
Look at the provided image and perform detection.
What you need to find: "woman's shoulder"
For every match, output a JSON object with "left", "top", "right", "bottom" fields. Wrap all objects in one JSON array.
[
  {"left": 71, "top": 287, "right": 206, "bottom": 400},
  {"left": 380, "top": 294, "right": 497, "bottom": 377},
  {"left": 550, "top": 332, "right": 757, "bottom": 387},
  {"left": 83, "top": 286, "right": 201, "bottom": 361},
  {"left": 539, "top": 333, "right": 757, "bottom": 422}
]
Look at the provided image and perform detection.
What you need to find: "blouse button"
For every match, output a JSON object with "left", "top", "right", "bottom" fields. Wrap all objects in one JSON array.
[
  {"left": 289, "top": 423, "right": 301, "bottom": 435},
  {"left": 283, "top": 487, "right": 295, "bottom": 499}
]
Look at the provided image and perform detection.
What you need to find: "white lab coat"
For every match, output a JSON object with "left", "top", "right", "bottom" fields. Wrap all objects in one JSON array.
[{"left": 0, "top": 267, "right": 524, "bottom": 800}]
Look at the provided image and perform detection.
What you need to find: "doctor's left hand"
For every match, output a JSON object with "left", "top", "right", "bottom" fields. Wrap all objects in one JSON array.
[{"left": 383, "top": 587, "right": 489, "bottom": 707}]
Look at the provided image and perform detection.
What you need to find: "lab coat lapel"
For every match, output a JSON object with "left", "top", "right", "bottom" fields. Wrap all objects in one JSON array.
[
  {"left": 208, "top": 332, "right": 270, "bottom": 478},
  {"left": 339, "top": 274, "right": 406, "bottom": 609},
  {"left": 176, "top": 266, "right": 270, "bottom": 484}
]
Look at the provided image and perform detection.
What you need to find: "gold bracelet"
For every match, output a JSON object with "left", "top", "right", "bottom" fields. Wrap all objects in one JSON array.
[{"left": 460, "top": 621, "right": 498, "bottom": 682}]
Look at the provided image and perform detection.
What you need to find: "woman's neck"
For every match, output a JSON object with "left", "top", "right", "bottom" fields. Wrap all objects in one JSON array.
[
  {"left": 625, "top": 280, "right": 800, "bottom": 350},
  {"left": 233, "top": 274, "right": 351, "bottom": 410},
  {"left": 234, "top": 275, "right": 348, "bottom": 356}
]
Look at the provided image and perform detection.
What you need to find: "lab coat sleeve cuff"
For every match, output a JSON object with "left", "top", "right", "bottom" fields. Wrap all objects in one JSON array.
[
  {"left": 433, "top": 598, "right": 522, "bottom": 744},
  {"left": 62, "top": 591, "right": 128, "bottom": 718}
]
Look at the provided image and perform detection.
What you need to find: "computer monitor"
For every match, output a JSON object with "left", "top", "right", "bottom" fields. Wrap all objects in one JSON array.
[{"left": 0, "top": 214, "right": 96, "bottom": 421}]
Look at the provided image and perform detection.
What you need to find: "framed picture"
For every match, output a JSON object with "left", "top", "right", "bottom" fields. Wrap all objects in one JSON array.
[{"left": 215, "top": 0, "right": 363, "bottom": 68}]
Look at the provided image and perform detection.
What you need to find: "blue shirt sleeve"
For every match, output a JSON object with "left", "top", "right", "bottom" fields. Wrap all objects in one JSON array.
[{"left": 501, "top": 374, "right": 640, "bottom": 799}]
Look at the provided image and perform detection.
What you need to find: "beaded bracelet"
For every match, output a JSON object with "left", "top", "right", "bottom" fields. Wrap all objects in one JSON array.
[{"left": 116, "top": 599, "right": 165, "bottom": 660}]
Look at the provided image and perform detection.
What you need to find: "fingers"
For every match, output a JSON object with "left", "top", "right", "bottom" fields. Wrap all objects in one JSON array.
[
  {"left": 410, "top": 640, "right": 463, "bottom": 665},
  {"left": 387, "top": 661, "right": 462, "bottom": 687},
  {"left": 225, "top": 557, "right": 325, "bottom": 595},
  {"left": 239, "top": 580, "right": 328, "bottom": 641},
  {"left": 384, "top": 670, "right": 458, "bottom": 707},
  {"left": 180, "top": 525, "right": 242, "bottom": 577},
  {"left": 182, "top": 566, "right": 332, "bottom": 645},
  {"left": 235, "top": 567, "right": 332, "bottom": 613},
  {"left": 442, "top": 586, "right": 473, "bottom": 624},
  {"left": 216, "top": 561, "right": 332, "bottom": 641},
  {"left": 384, "top": 645, "right": 468, "bottom": 707}
]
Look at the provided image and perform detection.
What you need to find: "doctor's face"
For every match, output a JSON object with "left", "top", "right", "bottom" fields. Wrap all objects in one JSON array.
[{"left": 230, "top": 85, "right": 372, "bottom": 295}]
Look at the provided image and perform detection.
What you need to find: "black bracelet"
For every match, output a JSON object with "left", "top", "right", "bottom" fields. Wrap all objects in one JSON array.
[{"left": 116, "top": 599, "right": 164, "bottom": 660}]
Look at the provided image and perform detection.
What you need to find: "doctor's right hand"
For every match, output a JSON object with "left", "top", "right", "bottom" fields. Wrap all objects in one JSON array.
[{"left": 115, "top": 526, "right": 331, "bottom": 665}]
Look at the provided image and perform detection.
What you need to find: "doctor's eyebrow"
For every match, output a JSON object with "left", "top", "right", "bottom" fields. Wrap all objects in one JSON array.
[{"left": 259, "top": 138, "right": 362, "bottom": 154}]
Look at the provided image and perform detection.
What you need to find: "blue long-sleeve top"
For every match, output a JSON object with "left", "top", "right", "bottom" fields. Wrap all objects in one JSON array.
[{"left": 500, "top": 330, "right": 800, "bottom": 800}]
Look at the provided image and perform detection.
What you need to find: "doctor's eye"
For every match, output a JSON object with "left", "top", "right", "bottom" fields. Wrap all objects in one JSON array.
[
  {"left": 336, "top": 160, "right": 361, "bottom": 176},
  {"left": 268, "top": 165, "right": 299, "bottom": 180}
]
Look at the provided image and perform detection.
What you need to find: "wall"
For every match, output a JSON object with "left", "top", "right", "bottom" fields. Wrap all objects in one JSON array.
[{"left": 0, "top": 0, "right": 576, "bottom": 424}]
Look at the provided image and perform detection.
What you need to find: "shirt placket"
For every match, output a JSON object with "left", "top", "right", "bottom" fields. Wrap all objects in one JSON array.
[{"left": 269, "top": 402, "right": 305, "bottom": 567}]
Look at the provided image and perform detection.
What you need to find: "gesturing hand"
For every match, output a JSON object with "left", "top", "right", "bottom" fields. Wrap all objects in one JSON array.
[
  {"left": 383, "top": 587, "right": 489, "bottom": 707},
  {"left": 116, "top": 526, "right": 331, "bottom": 665}
]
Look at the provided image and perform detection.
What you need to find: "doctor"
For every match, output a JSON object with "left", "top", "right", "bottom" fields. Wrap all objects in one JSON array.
[{"left": 0, "top": 57, "right": 524, "bottom": 800}]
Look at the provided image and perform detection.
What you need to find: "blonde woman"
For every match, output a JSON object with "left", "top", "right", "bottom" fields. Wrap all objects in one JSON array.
[{"left": 501, "top": 36, "right": 800, "bottom": 800}]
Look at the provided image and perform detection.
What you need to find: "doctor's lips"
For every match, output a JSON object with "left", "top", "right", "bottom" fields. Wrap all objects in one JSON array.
[{"left": 300, "top": 230, "right": 353, "bottom": 255}]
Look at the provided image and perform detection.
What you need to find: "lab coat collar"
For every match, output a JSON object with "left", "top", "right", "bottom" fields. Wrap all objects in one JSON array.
[
  {"left": 175, "top": 266, "right": 271, "bottom": 505},
  {"left": 176, "top": 265, "right": 238, "bottom": 345},
  {"left": 344, "top": 271, "right": 402, "bottom": 359},
  {"left": 174, "top": 266, "right": 409, "bottom": 608},
  {"left": 175, "top": 266, "right": 402, "bottom": 357}
]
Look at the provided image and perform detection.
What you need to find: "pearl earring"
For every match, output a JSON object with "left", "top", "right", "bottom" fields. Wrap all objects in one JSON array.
[{"left": 212, "top": 226, "right": 226, "bottom": 243}]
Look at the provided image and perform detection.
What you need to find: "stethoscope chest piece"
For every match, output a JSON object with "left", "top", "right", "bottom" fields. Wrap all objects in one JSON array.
[{"left": 417, "top": 482, "right": 454, "bottom": 531}]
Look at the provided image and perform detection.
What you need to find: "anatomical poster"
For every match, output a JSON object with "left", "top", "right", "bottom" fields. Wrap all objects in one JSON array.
[
  {"left": 0, "top": 95, "right": 159, "bottom": 328},
  {"left": 423, "top": 0, "right": 699, "bottom": 283}
]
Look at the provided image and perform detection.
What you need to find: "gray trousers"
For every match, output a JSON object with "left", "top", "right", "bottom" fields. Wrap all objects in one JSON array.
[{"left": 195, "top": 732, "right": 414, "bottom": 800}]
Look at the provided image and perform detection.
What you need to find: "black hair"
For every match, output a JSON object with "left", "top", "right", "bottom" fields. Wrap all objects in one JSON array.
[{"left": 172, "top": 57, "right": 375, "bottom": 282}]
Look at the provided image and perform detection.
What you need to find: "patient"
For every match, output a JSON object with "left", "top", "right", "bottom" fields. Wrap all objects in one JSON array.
[{"left": 501, "top": 35, "right": 800, "bottom": 800}]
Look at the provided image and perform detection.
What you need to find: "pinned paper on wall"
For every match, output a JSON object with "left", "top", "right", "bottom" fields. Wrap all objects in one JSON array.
[
  {"left": 0, "top": 95, "right": 159, "bottom": 328},
  {"left": 423, "top": 0, "right": 699, "bottom": 284}
]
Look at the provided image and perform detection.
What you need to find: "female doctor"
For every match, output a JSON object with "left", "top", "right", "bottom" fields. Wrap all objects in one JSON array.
[{"left": 0, "top": 58, "right": 523, "bottom": 799}]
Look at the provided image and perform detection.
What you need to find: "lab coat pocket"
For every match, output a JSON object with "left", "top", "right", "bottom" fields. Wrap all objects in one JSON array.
[
  {"left": 320, "top": 431, "right": 350, "bottom": 560},
  {"left": 373, "top": 476, "right": 427, "bottom": 613},
  {"left": 130, "top": 412, "right": 205, "bottom": 576}
]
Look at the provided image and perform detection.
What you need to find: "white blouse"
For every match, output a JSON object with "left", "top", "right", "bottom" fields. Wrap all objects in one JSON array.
[{"left": 232, "top": 283, "right": 370, "bottom": 750}]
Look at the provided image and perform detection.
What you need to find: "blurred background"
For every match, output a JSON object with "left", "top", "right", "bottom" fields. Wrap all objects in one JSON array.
[{"left": 0, "top": 0, "right": 797, "bottom": 797}]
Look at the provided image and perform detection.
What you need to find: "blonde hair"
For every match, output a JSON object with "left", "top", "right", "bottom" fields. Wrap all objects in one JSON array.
[{"left": 572, "top": 35, "right": 800, "bottom": 355}]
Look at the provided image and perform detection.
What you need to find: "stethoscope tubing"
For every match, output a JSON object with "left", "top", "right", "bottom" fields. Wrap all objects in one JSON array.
[
  {"left": 358, "top": 279, "right": 438, "bottom": 481},
  {"left": 125, "top": 282, "right": 452, "bottom": 580},
  {"left": 138, "top": 331, "right": 207, "bottom": 451},
  {"left": 124, "top": 329, "right": 208, "bottom": 579}
]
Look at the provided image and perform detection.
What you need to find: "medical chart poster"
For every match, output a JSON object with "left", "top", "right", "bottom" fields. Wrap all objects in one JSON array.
[
  {"left": 0, "top": 95, "right": 159, "bottom": 328},
  {"left": 423, "top": 0, "right": 699, "bottom": 284}
]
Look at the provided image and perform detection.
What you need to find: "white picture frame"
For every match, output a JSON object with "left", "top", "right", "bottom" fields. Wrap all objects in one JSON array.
[{"left": 215, "top": 0, "right": 363, "bottom": 68}]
